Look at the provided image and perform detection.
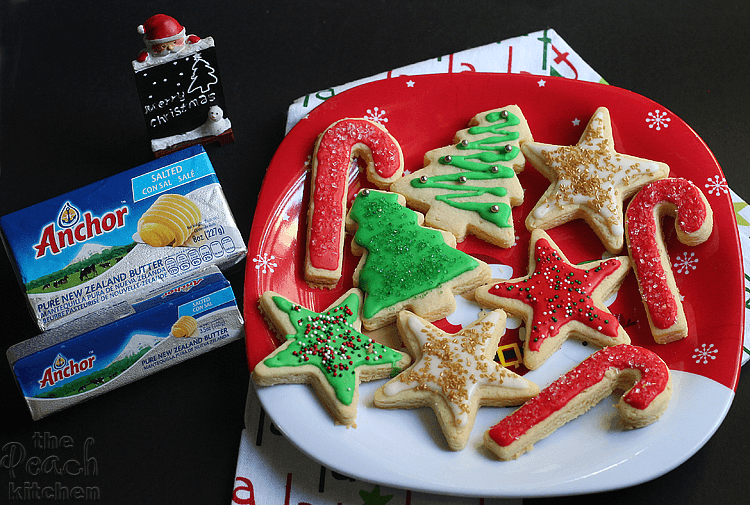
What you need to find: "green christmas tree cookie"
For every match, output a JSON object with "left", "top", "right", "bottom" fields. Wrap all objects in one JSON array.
[{"left": 345, "top": 189, "right": 491, "bottom": 330}]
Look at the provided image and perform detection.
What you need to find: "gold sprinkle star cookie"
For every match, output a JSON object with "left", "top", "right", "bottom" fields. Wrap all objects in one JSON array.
[
  {"left": 373, "top": 309, "right": 539, "bottom": 451},
  {"left": 253, "top": 288, "right": 411, "bottom": 426},
  {"left": 522, "top": 107, "right": 669, "bottom": 253}
]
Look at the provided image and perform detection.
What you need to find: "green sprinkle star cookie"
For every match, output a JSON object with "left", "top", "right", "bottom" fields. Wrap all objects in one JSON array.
[{"left": 253, "top": 288, "right": 411, "bottom": 425}]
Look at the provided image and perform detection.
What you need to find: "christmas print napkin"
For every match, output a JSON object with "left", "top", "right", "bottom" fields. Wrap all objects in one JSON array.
[{"left": 285, "top": 29, "right": 605, "bottom": 134}]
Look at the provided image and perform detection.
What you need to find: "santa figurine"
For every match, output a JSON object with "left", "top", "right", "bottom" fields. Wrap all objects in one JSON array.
[{"left": 135, "top": 14, "right": 201, "bottom": 63}]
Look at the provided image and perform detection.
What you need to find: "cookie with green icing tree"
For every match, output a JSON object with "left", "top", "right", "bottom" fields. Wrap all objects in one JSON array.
[
  {"left": 345, "top": 189, "right": 491, "bottom": 330},
  {"left": 253, "top": 288, "right": 411, "bottom": 426},
  {"left": 390, "top": 105, "right": 532, "bottom": 248}
]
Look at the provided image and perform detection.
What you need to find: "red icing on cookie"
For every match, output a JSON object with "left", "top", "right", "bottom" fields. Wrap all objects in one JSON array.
[
  {"left": 308, "top": 119, "right": 402, "bottom": 271},
  {"left": 625, "top": 178, "right": 710, "bottom": 329},
  {"left": 487, "top": 238, "right": 622, "bottom": 352},
  {"left": 488, "top": 345, "right": 670, "bottom": 447}
]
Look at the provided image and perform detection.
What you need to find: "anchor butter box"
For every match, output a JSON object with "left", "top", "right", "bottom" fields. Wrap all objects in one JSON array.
[
  {"left": 7, "top": 266, "right": 244, "bottom": 420},
  {"left": 0, "top": 145, "right": 246, "bottom": 331}
]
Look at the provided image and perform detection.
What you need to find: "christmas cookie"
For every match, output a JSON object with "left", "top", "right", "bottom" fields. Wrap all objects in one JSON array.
[
  {"left": 138, "top": 193, "right": 202, "bottom": 247},
  {"left": 374, "top": 309, "right": 539, "bottom": 451},
  {"left": 345, "top": 189, "right": 492, "bottom": 330},
  {"left": 390, "top": 106, "right": 531, "bottom": 247},
  {"left": 474, "top": 229, "right": 631, "bottom": 370},
  {"left": 625, "top": 178, "right": 713, "bottom": 344},
  {"left": 252, "top": 288, "right": 411, "bottom": 426},
  {"left": 305, "top": 118, "right": 404, "bottom": 289},
  {"left": 484, "top": 345, "right": 672, "bottom": 460},
  {"left": 522, "top": 107, "right": 669, "bottom": 254}
]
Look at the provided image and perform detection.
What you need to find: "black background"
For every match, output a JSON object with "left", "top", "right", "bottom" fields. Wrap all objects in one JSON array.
[{"left": 1, "top": 1, "right": 749, "bottom": 503}]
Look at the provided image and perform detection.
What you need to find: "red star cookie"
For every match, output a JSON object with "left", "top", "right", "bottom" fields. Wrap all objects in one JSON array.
[
  {"left": 522, "top": 107, "right": 669, "bottom": 253},
  {"left": 474, "top": 229, "right": 631, "bottom": 370}
]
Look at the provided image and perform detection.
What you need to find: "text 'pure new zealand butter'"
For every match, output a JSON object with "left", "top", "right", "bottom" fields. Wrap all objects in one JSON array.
[{"left": 0, "top": 145, "right": 246, "bottom": 331}]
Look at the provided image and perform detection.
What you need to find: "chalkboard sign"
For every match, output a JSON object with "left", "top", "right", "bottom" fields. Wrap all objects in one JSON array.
[{"left": 134, "top": 45, "right": 228, "bottom": 140}]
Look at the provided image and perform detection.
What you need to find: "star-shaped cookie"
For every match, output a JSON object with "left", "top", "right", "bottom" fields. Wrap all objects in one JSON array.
[
  {"left": 522, "top": 107, "right": 669, "bottom": 253},
  {"left": 474, "top": 229, "right": 631, "bottom": 370},
  {"left": 253, "top": 288, "right": 411, "bottom": 425},
  {"left": 373, "top": 309, "right": 539, "bottom": 451}
]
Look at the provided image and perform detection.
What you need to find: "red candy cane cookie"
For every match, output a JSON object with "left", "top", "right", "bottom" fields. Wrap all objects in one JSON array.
[
  {"left": 484, "top": 345, "right": 672, "bottom": 460},
  {"left": 304, "top": 118, "right": 404, "bottom": 289},
  {"left": 625, "top": 178, "right": 713, "bottom": 343}
]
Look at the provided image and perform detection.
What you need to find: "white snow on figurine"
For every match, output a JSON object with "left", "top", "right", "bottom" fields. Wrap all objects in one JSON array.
[
  {"left": 150, "top": 106, "right": 231, "bottom": 152},
  {"left": 202, "top": 106, "right": 231, "bottom": 137}
]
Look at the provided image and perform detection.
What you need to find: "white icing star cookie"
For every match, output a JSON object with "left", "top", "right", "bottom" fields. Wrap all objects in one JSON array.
[
  {"left": 373, "top": 309, "right": 539, "bottom": 451},
  {"left": 522, "top": 107, "right": 669, "bottom": 253}
]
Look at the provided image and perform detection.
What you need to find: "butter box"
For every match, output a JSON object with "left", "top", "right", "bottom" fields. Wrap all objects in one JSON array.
[
  {"left": 0, "top": 145, "right": 246, "bottom": 331},
  {"left": 7, "top": 266, "right": 244, "bottom": 420}
]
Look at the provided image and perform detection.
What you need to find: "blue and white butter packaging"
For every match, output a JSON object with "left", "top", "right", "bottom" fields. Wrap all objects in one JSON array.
[
  {"left": 7, "top": 266, "right": 244, "bottom": 420},
  {"left": 0, "top": 145, "right": 246, "bottom": 331}
]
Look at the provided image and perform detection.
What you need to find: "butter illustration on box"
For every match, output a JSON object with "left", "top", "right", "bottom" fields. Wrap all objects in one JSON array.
[
  {"left": 137, "top": 193, "right": 203, "bottom": 247},
  {"left": 7, "top": 266, "right": 244, "bottom": 420},
  {"left": 0, "top": 145, "right": 246, "bottom": 331},
  {"left": 171, "top": 315, "right": 198, "bottom": 338}
]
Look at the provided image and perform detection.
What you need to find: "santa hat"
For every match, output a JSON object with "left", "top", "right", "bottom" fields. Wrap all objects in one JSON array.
[{"left": 137, "top": 14, "right": 186, "bottom": 44}]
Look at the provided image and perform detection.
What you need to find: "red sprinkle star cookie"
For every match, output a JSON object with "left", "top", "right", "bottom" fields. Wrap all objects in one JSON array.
[
  {"left": 373, "top": 309, "right": 539, "bottom": 451},
  {"left": 253, "top": 288, "right": 411, "bottom": 425},
  {"left": 474, "top": 229, "right": 631, "bottom": 370},
  {"left": 522, "top": 107, "right": 669, "bottom": 253}
]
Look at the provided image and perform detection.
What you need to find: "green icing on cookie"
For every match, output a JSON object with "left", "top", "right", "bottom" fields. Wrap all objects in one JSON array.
[
  {"left": 263, "top": 293, "right": 404, "bottom": 406},
  {"left": 348, "top": 191, "right": 480, "bottom": 319},
  {"left": 409, "top": 110, "right": 523, "bottom": 228}
]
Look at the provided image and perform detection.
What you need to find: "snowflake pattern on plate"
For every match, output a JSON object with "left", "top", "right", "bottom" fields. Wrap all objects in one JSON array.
[
  {"left": 364, "top": 107, "right": 388, "bottom": 124},
  {"left": 253, "top": 253, "right": 278, "bottom": 274},
  {"left": 646, "top": 109, "right": 671, "bottom": 130},
  {"left": 692, "top": 343, "right": 718, "bottom": 364},
  {"left": 705, "top": 175, "right": 729, "bottom": 196},
  {"left": 673, "top": 251, "right": 698, "bottom": 274}
]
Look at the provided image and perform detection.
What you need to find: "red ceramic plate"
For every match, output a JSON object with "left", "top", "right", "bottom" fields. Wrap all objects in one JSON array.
[{"left": 243, "top": 73, "right": 743, "bottom": 496}]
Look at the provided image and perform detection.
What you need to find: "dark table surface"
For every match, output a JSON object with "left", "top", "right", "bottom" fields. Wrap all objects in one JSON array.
[{"left": 2, "top": 1, "right": 749, "bottom": 503}]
